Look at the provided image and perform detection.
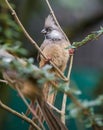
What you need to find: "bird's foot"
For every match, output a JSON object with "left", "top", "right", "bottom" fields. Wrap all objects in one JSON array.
[
  {"left": 25, "top": 101, "right": 35, "bottom": 116},
  {"left": 69, "top": 48, "right": 75, "bottom": 55},
  {"left": 44, "top": 56, "right": 52, "bottom": 64}
]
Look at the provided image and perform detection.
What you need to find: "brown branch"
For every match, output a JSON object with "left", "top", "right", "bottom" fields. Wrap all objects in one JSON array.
[
  {"left": 45, "top": 0, "right": 70, "bottom": 42},
  {"left": 0, "top": 100, "right": 41, "bottom": 130},
  {"left": 0, "top": 79, "right": 8, "bottom": 84},
  {"left": 61, "top": 55, "right": 74, "bottom": 123},
  {"left": 5, "top": 0, "right": 68, "bottom": 82},
  {"left": 61, "top": 94, "right": 67, "bottom": 124},
  {"left": 67, "top": 55, "right": 74, "bottom": 79},
  {"left": 0, "top": 77, "right": 45, "bottom": 129},
  {"left": 47, "top": 102, "right": 62, "bottom": 114},
  {"left": 15, "top": 86, "right": 46, "bottom": 130}
]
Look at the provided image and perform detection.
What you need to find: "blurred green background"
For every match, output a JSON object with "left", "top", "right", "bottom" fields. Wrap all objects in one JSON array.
[{"left": 0, "top": 0, "right": 103, "bottom": 130}]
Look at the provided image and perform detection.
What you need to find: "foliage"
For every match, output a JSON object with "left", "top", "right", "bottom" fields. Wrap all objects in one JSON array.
[
  {"left": 66, "top": 27, "right": 103, "bottom": 49},
  {"left": 0, "top": 4, "right": 27, "bottom": 56},
  {"left": 67, "top": 95, "right": 103, "bottom": 128},
  {"left": 0, "top": 48, "right": 55, "bottom": 87}
]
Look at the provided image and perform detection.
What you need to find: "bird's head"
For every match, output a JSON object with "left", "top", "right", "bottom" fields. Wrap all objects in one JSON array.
[{"left": 41, "top": 15, "right": 65, "bottom": 40}]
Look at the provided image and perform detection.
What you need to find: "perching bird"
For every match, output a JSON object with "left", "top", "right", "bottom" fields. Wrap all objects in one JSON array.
[
  {"left": 39, "top": 15, "right": 71, "bottom": 104},
  {"left": 0, "top": 49, "right": 68, "bottom": 130}
]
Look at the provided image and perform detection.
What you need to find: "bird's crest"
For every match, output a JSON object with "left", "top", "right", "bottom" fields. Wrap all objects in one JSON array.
[{"left": 44, "top": 15, "right": 58, "bottom": 29}]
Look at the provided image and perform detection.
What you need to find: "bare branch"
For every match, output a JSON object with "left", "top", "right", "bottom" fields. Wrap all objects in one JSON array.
[
  {"left": 67, "top": 55, "right": 74, "bottom": 79},
  {"left": 0, "top": 75, "right": 45, "bottom": 129},
  {"left": 0, "top": 100, "right": 41, "bottom": 130},
  {"left": 5, "top": 0, "right": 68, "bottom": 82},
  {"left": 61, "top": 54, "right": 74, "bottom": 123},
  {"left": 0, "top": 79, "right": 8, "bottom": 84},
  {"left": 47, "top": 102, "right": 62, "bottom": 114},
  {"left": 61, "top": 94, "right": 67, "bottom": 124},
  {"left": 15, "top": 86, "right": 46, "bottom": 130}
]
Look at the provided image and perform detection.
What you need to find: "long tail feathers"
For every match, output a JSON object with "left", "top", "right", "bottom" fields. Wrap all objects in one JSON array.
[
  {"left": 39, "top": 100, "right": 68, "bottom": 130},
  {"left": 35, "top": 82, "right": 57, "bottom": 122}
]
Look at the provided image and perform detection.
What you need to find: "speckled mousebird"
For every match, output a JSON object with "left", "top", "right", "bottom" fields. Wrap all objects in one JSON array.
[{"left": 39, "top": 15, "right": 71, "bottom": 104}]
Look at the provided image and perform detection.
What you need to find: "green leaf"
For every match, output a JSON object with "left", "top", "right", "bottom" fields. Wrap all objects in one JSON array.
[{"left": 66, "top": 27, "right": 103, "bottom": 49}]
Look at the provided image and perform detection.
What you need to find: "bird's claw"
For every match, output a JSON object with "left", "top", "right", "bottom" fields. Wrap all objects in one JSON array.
[
  {"left": 68, "top": 48, "right": 75, "bottom": 55},
  {"left": 45, "top": 57, "right": 52, "bottom": 64}
]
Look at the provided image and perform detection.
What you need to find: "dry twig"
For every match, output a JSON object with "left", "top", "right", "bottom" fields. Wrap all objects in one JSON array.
[
  {"left": 15, "top": 86, "right": 46, "bottom": 130},
  {"left": 0, "top": 100, "right": 41, "bottom": 130},
  {"left": 50, "top": 81, "right": 86, "bottom": 111},
  {"left": 61, "top": 55, "right": 74, "bottom": 123},
  {"left": 0, "top": 79, "right": 8, "bottom": 84}
]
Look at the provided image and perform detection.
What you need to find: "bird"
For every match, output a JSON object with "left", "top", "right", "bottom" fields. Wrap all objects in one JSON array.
[
  {"left": 38, "top": 15, "right": 71, "bottom": 105},
  {"left": 0, "top": 49, "right": 68, "bottom": 130}
]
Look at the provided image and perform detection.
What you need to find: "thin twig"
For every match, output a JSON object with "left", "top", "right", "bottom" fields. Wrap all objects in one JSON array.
[
  {"left": 0, "top": 100, "right": 41, "bottom": 130},
  {"left": 61, "top": 55, "right": 74, "bottom": 123},
  {"left": 61, "top": 94, "right": 67, "bottom": 124},
  {"left": 0, "top": 79, "right": 8, "bottom": 84},
  {"left": 50, "top": 81, "right": 84, "bottom": 110},
  {"left": 67, "top": 55, "right": 74, "bottom": 79},
  {"left": 15, "top": 86, "right": 46, "bottom": 130},
  {"left": 47, "top": 102, "right": 62, "bottom": 114},
  {"left": 44, "top": 0, "right": 73, "bottom": 123},
  {"left": 5, "top": 0, "right": 68, "bottom": 82},
  {"left": 45, "top": 0, "right": 70, "bottom": 42}
]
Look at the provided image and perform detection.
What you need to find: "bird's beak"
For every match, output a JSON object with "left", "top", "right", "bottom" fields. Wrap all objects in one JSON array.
[{"left": 41, "top": 28, "right": 47, "bottom": 34}]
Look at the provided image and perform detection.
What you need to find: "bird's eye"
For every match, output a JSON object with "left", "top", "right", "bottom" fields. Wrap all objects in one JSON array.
[{"left": 46, "top": 27, "right": 52, "bottom": 32}]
